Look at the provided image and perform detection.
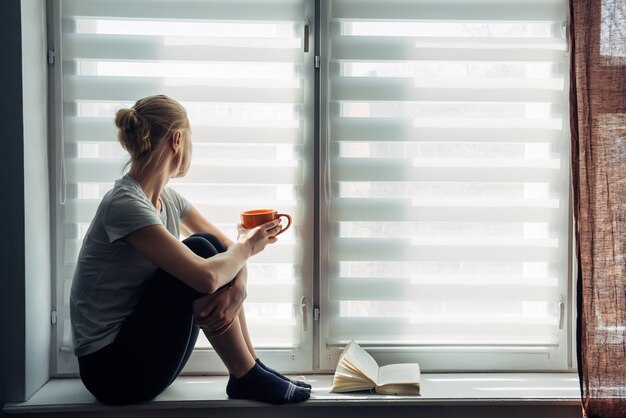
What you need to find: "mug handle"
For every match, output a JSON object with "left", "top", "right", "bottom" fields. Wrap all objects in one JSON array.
[{"left": 275, "top": 214, "right": 292, "bottom": 236}]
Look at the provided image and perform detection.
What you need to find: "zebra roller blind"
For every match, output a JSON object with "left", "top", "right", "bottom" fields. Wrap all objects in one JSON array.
[
  {"left": 54, "top": 0, "right": 313, "bottom": 374},
  {"left": 321, "top": 0, "right": 570, "bottom": 370}
]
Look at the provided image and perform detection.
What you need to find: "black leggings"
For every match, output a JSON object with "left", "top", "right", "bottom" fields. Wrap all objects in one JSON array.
[{"left": 78, "top": 233, "right": 227, "bottom": 405}]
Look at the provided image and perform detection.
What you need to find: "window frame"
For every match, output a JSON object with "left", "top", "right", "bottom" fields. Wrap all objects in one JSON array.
[
  {"left": 48, "top": 0, "right": 576, "bottom": 376},
  {"left": 48, "top": 0, "right": 317, "bottom": 376},
  {"left": 316, "top": 0, "right": 575, "bottom": 372}
]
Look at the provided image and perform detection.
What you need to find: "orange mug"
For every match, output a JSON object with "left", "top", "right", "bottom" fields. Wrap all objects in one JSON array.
[{"left": 240, "top": 209, "right": 292, "bottom": 236}]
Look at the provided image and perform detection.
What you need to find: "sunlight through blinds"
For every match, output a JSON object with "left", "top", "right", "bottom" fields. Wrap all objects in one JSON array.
[
  {"left": 56, "top": 0, "right": 310, "bottom": 370},
  {"left": 323, "top": 0, "right": 570, "bottom": 353}
]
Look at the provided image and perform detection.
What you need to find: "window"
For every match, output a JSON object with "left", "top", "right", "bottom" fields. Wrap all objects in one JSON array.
[
  {"left": 50, "top": 0, "right": 571, "bottom": 375},
  {"left": 52, "top": 0, "right": 314, "bottom": 374},
  {"left": 320, "top": 0, "right": 571, "bottom": 370}
]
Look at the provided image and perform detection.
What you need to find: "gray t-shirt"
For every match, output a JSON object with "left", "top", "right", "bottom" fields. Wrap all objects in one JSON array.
[{"left": 70, "top": 175, "right": 192, "bottom": 357}]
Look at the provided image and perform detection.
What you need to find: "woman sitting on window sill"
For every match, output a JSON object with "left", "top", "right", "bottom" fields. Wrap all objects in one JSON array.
[{"left": 69, "top": 94, "right": 311, "bottom": 406}]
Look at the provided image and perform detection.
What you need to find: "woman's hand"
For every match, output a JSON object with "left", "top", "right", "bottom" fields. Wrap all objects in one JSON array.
[
  {"left": 192, "top": 266, "right": 248, "bottom": 337},
  {"left": 237, "top": 220, "right": 282, "bottom": 257}
]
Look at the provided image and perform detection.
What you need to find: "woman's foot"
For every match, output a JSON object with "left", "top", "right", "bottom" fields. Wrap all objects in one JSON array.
[
  {"left": 226, "top": 363, "right": 310, "bottom": 404},
  {"left": 256, "top": 358, "right": 312, "bottom": 389}
]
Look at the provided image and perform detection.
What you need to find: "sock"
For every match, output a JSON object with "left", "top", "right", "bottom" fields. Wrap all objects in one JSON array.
[
  {"left": 256, "top": 358, "right": 313, "bottom": 389},
  {"left": 226, "top": 363, "right": 310, "bottom": 405}
]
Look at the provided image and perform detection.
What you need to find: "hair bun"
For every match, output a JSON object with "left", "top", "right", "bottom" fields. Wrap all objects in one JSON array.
[{"left": 115, "top": 107, "right": 151, "bottom": 157}]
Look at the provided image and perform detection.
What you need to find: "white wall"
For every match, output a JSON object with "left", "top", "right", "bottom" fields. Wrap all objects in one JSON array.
[{"left": 21, "top": 0, "right": 51, "bottom": 400}]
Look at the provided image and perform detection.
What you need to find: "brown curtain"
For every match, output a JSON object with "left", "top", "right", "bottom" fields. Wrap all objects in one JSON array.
[{"left": 569, "top": 0, "right": 626, "bottom": 417}]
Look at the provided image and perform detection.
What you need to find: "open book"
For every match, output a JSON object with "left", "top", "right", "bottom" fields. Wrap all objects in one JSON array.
[{"left": 330, "top": 340, "right": 421, "bottom": 395}]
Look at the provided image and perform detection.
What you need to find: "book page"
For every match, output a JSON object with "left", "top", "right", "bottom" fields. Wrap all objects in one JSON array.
[
  {"left": 335, "top": 361, "right": 369, "bottom": 382},
  {"left": 343, "top": 341, "right": 379, "bottom": 384},
  {"left": 376, "top": 363, "right": 421, "bottom": 387},
  {"left": 331, "top": 364, "right": 373, "bottom": 392}
]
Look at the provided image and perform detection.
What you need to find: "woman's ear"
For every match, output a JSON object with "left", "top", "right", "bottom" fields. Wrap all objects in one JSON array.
[{"left": 171, "top": 130, "right": 182, "bottom": 153}]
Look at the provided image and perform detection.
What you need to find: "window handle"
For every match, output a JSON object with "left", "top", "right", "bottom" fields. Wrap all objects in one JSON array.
[
  {"left": 303, "top": 23, "right": 309, "bottom": 53},
  {"left": 300, "top": 296, "right": 309, "bottom": 332},
  {"left": 558, "top": 299, "right": 565, "bottom": 330}
]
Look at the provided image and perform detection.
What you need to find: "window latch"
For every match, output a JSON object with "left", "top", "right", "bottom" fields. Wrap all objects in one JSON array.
[
  {"left": 559, "top": 302, "right": 565, "bottom": 329},
  {"left": 303, "top": 23, "right": 309, "bottom": 53},
  {"left": 558, "top": 297, "right": 565, "bottom": 330},
  {"left": 300, "top": 296, "right": 309, "bottom": 332}
]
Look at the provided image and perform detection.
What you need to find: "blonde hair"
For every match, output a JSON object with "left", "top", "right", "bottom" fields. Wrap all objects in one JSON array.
[{"left": 115, "top": 95, "right": 188, "bottom": 173}]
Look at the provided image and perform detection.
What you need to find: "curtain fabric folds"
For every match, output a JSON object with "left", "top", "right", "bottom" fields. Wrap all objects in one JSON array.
[{"left": 569, "top": 0, "right": 626, "bottom": 417}]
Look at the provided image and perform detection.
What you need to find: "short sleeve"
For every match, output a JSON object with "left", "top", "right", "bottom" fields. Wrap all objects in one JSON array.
[{"left": 103, "top": 192, "right": 162, "bottom": 243}]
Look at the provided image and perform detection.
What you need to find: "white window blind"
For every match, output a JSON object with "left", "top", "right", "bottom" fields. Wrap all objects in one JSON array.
[
  {"left": 321, "top": 0, "right": 571, "bottom": 371},
  {"left": 54, "top": 0, "right": 314, "bottom": 374}
]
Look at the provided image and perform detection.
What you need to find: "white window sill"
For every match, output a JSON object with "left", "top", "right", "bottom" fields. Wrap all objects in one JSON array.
[{"left": 4, "top": 373, "right": 581, "bottom": 416}]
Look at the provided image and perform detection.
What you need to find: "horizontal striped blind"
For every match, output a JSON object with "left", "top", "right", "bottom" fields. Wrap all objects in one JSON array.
[
  {"left": 324, "top": 0, "right": 569, "bottom": 349},
  {"left": 57, "top": 0, "right": 308, "bottom": 362}
]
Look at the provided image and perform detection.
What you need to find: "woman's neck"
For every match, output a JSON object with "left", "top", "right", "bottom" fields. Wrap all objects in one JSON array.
[{"left": 128, "top": 167, "right": 170, "bottom": 209}]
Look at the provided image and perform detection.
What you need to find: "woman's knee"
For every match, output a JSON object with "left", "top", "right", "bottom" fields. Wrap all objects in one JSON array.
[
  {"left": 183, "top": 235, "right": 220, "bottom": 258},
  {"left": 188, "top": 233, "right": 227, "bottom": 253}
]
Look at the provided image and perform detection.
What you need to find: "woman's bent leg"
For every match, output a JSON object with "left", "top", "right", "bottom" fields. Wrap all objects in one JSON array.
[
  {"left": 77, "top": 235, "right": 220, "bottom": 405},
  {"left": 78, "top": 272, "right": 201, "bottom": 405}
]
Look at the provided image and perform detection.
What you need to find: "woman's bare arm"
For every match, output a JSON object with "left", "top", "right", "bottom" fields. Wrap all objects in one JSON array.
[{"left": 124, "top": 220, "right": 280, "bottom": 294}]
